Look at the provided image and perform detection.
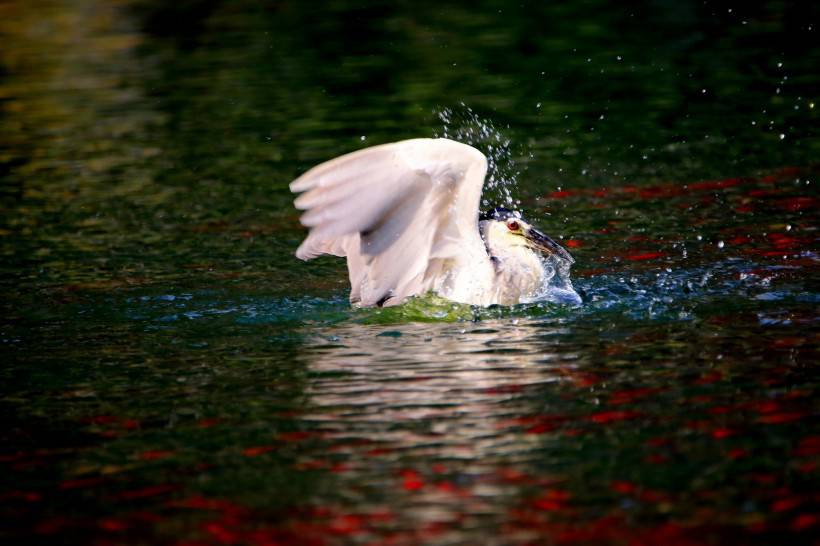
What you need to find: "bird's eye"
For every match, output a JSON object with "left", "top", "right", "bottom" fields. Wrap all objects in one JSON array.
[{"left": 506, "top": 220, "right": 520, "bottom": 231}]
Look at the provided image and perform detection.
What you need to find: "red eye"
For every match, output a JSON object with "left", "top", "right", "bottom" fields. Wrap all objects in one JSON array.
[{"left": 506, "top": 220, "right": 519, "bottom": 231}]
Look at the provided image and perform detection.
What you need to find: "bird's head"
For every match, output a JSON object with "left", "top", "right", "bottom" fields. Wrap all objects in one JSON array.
[{"left": 479, "top": 207, "right": 574, "bottom": 264}]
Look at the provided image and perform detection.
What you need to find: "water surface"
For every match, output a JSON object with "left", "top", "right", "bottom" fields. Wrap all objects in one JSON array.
[{"left": 1, "top": 1, "right": 818, "bottom": 544}]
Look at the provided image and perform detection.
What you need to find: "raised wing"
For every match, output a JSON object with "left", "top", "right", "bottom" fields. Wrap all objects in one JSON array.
[{"left": 290, "top": 138, "right": 489, "bottom": 306}]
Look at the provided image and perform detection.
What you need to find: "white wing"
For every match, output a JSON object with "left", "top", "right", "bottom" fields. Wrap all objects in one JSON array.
[{"left": 290, "top": 138, "right": 491, "bottom": 307}]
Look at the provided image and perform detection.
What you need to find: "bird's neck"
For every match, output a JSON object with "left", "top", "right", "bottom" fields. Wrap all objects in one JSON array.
[{"left": 488, "top": 245, "right": 545, "bottom": 303}]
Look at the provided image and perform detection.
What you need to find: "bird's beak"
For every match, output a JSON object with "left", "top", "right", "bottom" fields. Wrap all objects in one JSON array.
[{"left": 524, "top": 225, "right": 575, "bottom": 264}]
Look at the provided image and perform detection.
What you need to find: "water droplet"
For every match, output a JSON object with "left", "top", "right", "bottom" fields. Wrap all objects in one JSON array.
[
  {"left": 437, "top": 106, "right": 519, "bottom": 206},
  {"left": 717, "top": 241, "right": 725, "bottom": 249},
  {"left": 360, "top": 135, "right": 366, "bottom": 141},
  {"left": 779, "top": 133, "right": 785, "bottom": 140}
]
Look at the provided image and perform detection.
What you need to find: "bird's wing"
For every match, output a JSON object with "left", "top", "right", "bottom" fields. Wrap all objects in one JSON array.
[{"left": 290, "top": 138, "right": 490, "bottom": 306}]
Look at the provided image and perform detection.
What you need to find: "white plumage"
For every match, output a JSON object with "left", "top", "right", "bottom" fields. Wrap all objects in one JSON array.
[{"left": 290, "top": 138, "right": 576, "bottom": 307}]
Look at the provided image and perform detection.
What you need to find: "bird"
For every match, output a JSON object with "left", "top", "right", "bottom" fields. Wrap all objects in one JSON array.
[{"left": 290, "top": 138, "right": 577, "bottom": 307}]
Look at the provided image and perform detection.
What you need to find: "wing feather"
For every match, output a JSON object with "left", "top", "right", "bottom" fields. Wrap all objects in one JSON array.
[{"left": 290, "top": 138, "right": 490, "bottom": 306}]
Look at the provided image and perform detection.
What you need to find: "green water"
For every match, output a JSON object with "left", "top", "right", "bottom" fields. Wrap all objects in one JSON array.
[{"left": 1, "top": 1, "right": 818, "bottom": 544}]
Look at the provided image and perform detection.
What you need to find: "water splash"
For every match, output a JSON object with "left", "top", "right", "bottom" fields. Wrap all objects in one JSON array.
[
  {"left": 526, "top": 255, "right": 582, "bottom": 305},
  {"left": 114, "top": 250, "right": 816, "bottom": 328},
  {"left": 435, "top": 104, "right": 521, "bottom": 209}
]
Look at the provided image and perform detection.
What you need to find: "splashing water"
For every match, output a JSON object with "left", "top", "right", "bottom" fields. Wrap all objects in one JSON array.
[
  {"left": 435, "top": 104, "right": 521, "bottom": 209},
  {"left": 526, "top": 255, "right": 582, "bottom": 305}
]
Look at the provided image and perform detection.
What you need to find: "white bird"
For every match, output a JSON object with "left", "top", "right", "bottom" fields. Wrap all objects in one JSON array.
[{"left": 290, "top": 138, "right": 576, "bottom": 307}]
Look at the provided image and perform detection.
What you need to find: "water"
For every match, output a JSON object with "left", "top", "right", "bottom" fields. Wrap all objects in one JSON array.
[{"left": 2, "top": 1, "right": 819, "bottom": 545}]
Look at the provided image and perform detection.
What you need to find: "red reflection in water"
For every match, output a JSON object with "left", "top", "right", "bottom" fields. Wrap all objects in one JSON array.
[
  {"left": 588, "top": 410, "right": 640, "bottom": 424},
  {"left": 399, "top": 469, "right": 424, "bottom": 491}
]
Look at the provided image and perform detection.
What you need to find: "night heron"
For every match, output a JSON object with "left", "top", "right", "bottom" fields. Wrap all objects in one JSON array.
[{"left": 290, "top": 138, "right": 577, "bottom": 307}]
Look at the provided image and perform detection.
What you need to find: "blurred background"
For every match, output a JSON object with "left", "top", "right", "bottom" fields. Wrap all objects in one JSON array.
[{"left": 1, "top": 1, "right": 818, "bottom": 545}]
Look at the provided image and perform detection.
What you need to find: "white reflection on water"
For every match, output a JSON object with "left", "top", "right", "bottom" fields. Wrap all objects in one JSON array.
[
  {"left": 304, "top": 321, "right": 566, "bottom": 422},
  {"left": 297, "top": 319, "right": 579, "bottom": 537}
]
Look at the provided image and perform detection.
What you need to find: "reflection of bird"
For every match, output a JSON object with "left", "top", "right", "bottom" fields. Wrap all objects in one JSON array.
[{"left": 290, "top": 138, "right": 575, "bottom": 307}]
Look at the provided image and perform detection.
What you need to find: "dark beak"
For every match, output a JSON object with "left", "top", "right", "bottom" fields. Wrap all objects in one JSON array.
[{"left": 524, "top": 226, "right": 575, "bottom": 264}]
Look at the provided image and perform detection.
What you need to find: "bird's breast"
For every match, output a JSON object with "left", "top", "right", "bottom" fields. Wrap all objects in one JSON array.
[{"left": 432, "top": 247, "right": 546, "bottom": 306}]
